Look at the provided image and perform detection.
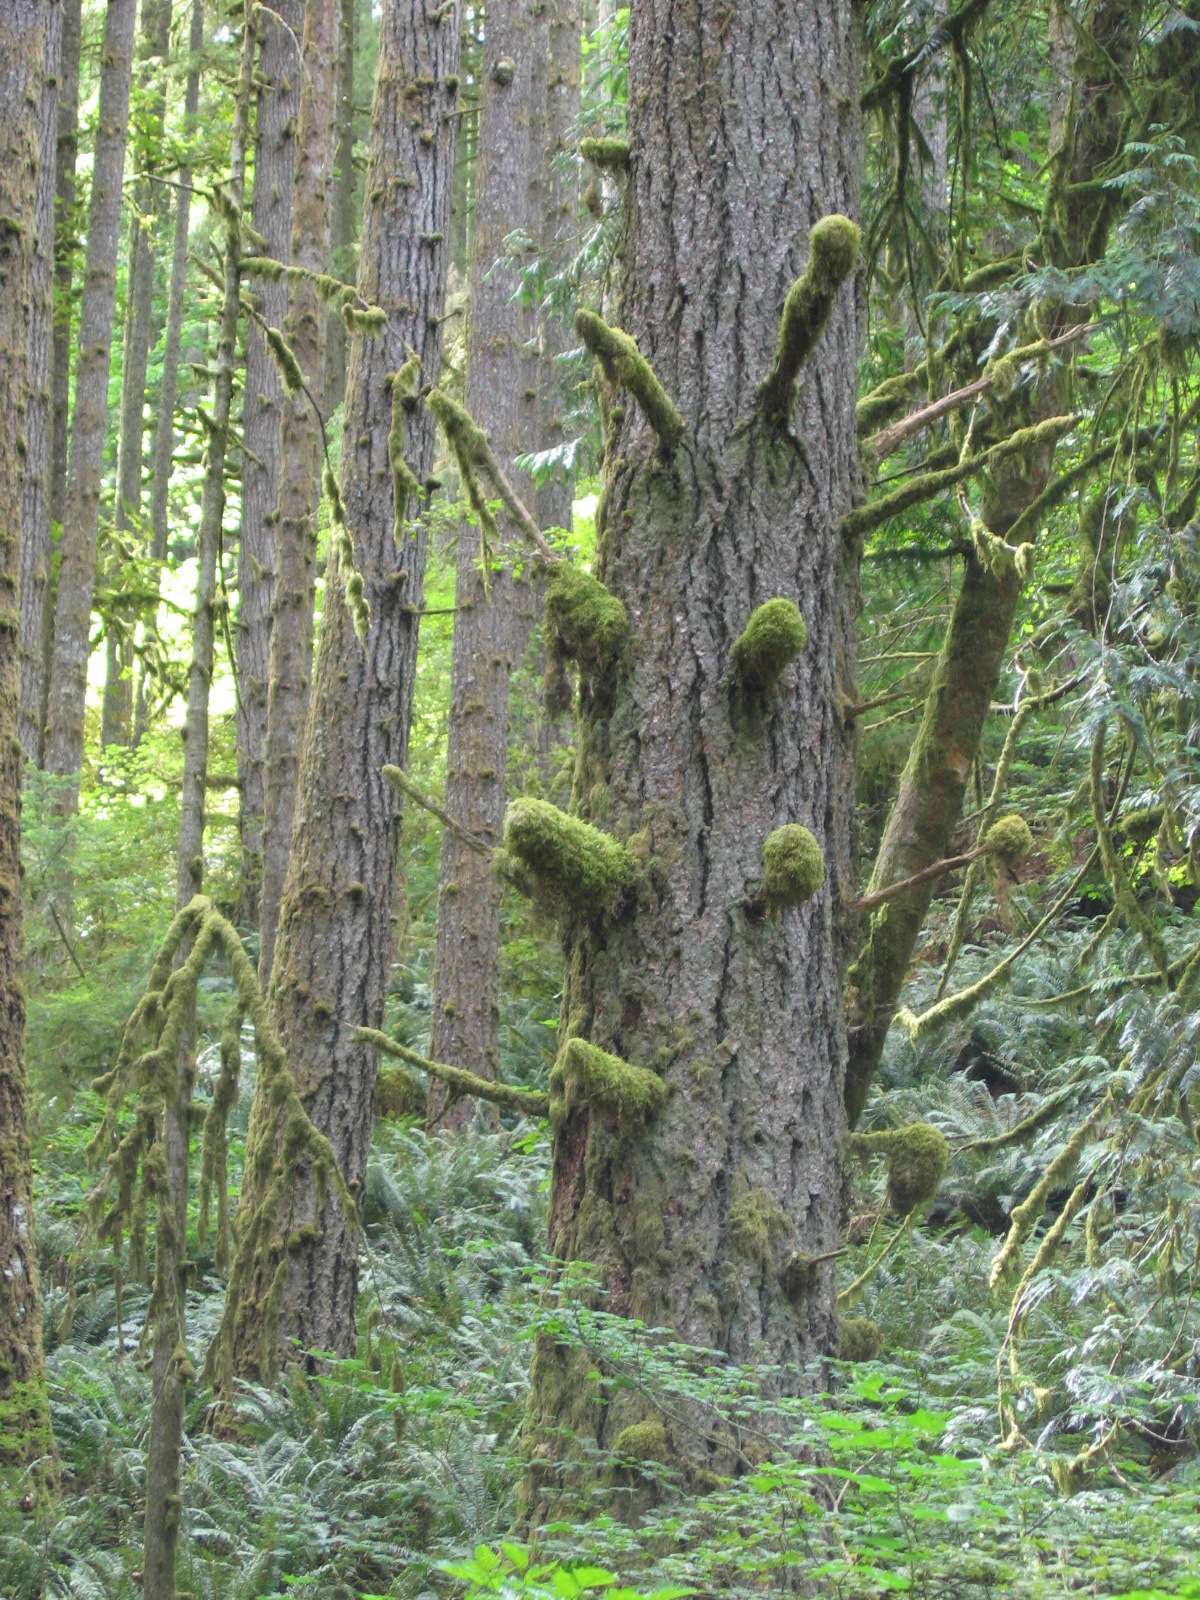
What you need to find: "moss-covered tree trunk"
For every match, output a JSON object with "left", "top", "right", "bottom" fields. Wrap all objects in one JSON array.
[
  {"left": 258, "top": 0, "right": 339, "bottom": 985},
  {"left": 102, "top": 0, "right": 173, "bottom": 752},
  {"left": 17, "top": 0, "right": 61, "bottom": 766},
  {"left": 520, "top": 0, "right": 861, "bottom": 1500},
  {"left": 0, "top": 0, "right": 56, "bottom": 1497},
  {"left": 234, "top": 0, "right": 300, "bottom": 928},
  {"left": 228, "top": 0, "right": 464, "bottom": 1374},
  {"left": 428, "top": 0, "right": 543, "bottom": 1125},
  {"left": 323, "top": 0, "right": 356, "bottom": 418},
  {"left": 135, "top": 0, "right": 204, "bottom": 748},
  {"left": 843, "top": 0, "right": 1143, "bottom": 1129},
  {"left": 44, "top": 0, "right": 138, "bottom": 786},
  {"left": 49, "top": 0, "right": 81, "bottom": 539}
]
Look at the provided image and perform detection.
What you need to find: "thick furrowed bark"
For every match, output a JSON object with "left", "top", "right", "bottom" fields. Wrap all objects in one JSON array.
[
  {"left": 44, "top": 0, "right": 138, "bottom": 786},
  {"left": 258, "top": 0, "right": 339, "bottom": 985},
  {"left": 229, "top": 0, "right": 465, "bottom": 1375},
  {"left": 235, "top": 0, "right": 301, "bottom": 928},
  {"left": 49, "top": 0, "right": 81, "bottom": 537},
  {"left": 323, "top": 0, "right": 356, "bottom": 418}
]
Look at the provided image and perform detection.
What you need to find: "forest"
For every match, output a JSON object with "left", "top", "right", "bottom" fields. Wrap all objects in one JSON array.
[{"left": 1, "top": 0, "right": 1200, "bottom": 1594}]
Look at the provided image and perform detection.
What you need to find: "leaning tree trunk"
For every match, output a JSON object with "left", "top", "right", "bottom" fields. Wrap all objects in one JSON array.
[
  {"left": 0, "top": 0, "right": 56, "bottom": 1497},
  {"left": 18, "top": 0, "right": 62, "bottom": 765},
  {"left": 518, "top": 0, "right": 861, "bottom": 1504},
  {"left": 234, "top": 0, "right": 301, "bottom": 928},
  {"left": 323, "top": 0, "right": 356, "bottom": 418},
  {"left": 257, "top": 0, "right": 339, "bottom": 986},
  {"left": 428, "top": 0, "right": 543, "bottom": 1126},
  {"left": 102, "top": 0, "right": 173, "bottom": 751},
  {"left": 140, "top": 14, "right": 255, "bottom": 1597},
  {"left": 135, "top": 0, "right": 204, "bottom": 747},
  {"left": 228, "top": 0, "right": 464, "bottom": 1375},
  {"left": 44, "top": 0, "right": 138, "bottom": 786},
  {"left": 842, "top": 0, "right": 1143, "bottom": 1129}
]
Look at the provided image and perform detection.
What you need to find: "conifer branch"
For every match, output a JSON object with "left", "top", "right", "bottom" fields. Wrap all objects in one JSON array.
[
  {"left": 759, "top": 215, "right": 861, "bottom": 425},
  {"left": 574, "top": 309, "right": 684, "bottom": 458},
  {"left": 355, "top": 1027, "right": 549, "bottom": 1117}
]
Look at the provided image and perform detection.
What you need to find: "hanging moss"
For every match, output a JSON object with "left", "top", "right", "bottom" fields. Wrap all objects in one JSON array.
[
  {"left": 501, "top": 797, "right": 633, "bottom": 912},
  {"left": 732, "top": 598, "right": 807, "bottom": 694},
  {"left": 387, "top": 357, "right": 422, "bottom": 544},
  {"left": 580, "top": 135, "right": 631, "bottom": 172},
  {"left": 985, "top": 812, "right": 1033, "bottom": 866},
  {"left": 325, "top": 464, "right": 370, "bottom": 644},
  {"left": 574, "top": 308, "right": 683, "bottom": 458},
  {"left": 838, "top": 1316, "right": 884, "bottom": 1362},
  {"left": 551, "top": 1036, "right": 667, "bottom": 1134},
  {"left": 341, "top": 302, "right": 388, "bottom": 333},
  {"left": 763, "top": 824, "right": 825, "bottom": 908},
  {"left": 759, "top": 214, "right": 861, "bottom": 424},
  {"left": 849, "top": 1122, "right": 949, "bottom": 1215}
]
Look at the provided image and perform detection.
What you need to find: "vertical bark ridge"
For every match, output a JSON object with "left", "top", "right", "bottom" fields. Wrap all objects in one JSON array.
[{"left": 324, "top": 0, "right": 356, "bottom": 417}]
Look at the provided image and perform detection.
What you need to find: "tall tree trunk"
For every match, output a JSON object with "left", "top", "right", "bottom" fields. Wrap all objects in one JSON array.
[
  {"left": 521, "top": 0, "right": 861, "bottom": 1502},
  {"left": 234, "top": 0, "right": 301, "bottom": 928},
  {"left": 42, "top": 0, "right": 83, "bottom": 763},
  {"left": 141, "top": 14, "right": 254, "bottom": 1598},
  {"left": 229, "top": 0, "right": 464, "bottom": 1375},
  {"left": 323, "top": 0, "right": 355, "bottom": 418},
  {"left": 102, "top": 0, "right": 173, "bottom": 751},
  {"left": 257, "top": 0, "right": 339, "bottom": 985},
  {"left": 842, "top": 0, "right": 1143, "bottom": 1129},
  {"left": 44, "top": 0, "right": 138, "bottom": 786},
  {"left": 18, "top": 0, "right": 62, "bottom": 765},
  {"left": 134, "top": 0, "right": 204, "bottom": 746},
  {"left": 0, "top": 0, "right": 56, "bottom": 1497},
  {"left": 428, "top": 0, "right": 542, "bottom": 1126}
]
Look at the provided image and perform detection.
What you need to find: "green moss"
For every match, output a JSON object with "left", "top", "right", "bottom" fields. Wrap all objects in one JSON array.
[
  {"left": 543, "top": 561, "right": 628, "bottom": 708},
  {"left": 759, "top": 215, "right": 861, "bottom": 423},
  {"left": 387, "top": 359, "right": 422, "bottom": 543},
  {"left": 580, "top": 135, "right": 631, "bottom": 172},
  {"left": 985, "top": 812, "right": 1033, "bottom": 866},
  {"left": 779, "top": 1249, "right": 815, "bottom": 1304},
  {"left": 501, "top": 797, "right": 633, "bottom": 912},
  {"left": 763, "top": 824, "right": 825, "bottom": 907},
  {"left": 730, "top": 1182, "right": 785, "bottom": 1267},
  {"left": 850, "top": 1122, "right": 949, "bottom": 1215},
  {"left": 373, "top": 1066, "right": 421, "bottom": 1120},
  {"left": 616, "top": 1418, "right": 670, "bottom": 1463},
  {"left": 556, "top": 1037, "right": 667, "bottom": 1133},
  {"left": 264, "top": 326, "right": 304, "bottom": 394},
  {"left": 732, "top": 598, "right": 806, "bottom": 694},
  {"left": 575, "top": 308, "right": 683, "bottom": 458},
  {"left": 838, "top": 1317, "right": 884, "bottom": 1362}
]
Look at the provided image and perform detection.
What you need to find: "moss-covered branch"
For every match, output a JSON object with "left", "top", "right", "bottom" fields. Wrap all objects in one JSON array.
[
  {"left": 848, "top": 1122, "right": 949, "bottom": 1215},
  {"left": 499, "top": 797, "right": 633, "bottom": 913},
  {"left": 355, "top": 1027, "right": 549, "bottom": 1117},
  {"left": 847, "top": 818, "right": 1029, "bottom": 915},
  {"left": 759, "top": 215, "right": 861, "bottom": 425},
  {"left": 387, "top": 355, "right": 422, "bottom": 544},
  {"left": 383, "top": 764, "right": 491, "bottom": 856},
  {"left": 574, "top": 309, "right": 684, "bottom": 458},
  {"left": 579, "top": 136, "right": 630, "bottom": 172},
  {"left": 427, "top": 387, "right": 559, "bottom": 561},
  {"left": 1090, "top": 722, "right": 1170, "bottom": 982},
  {"left": 549, "top": 1037, "right": 667, "bottom": 1134}
]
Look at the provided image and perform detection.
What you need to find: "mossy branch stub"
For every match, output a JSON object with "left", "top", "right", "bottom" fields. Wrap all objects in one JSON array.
[
  {"left": 501, "top": 797, "right": 633, "bottom": 913},
  {"left": 759, "top": 214, "right": 861, "bottom": 425},
  {"left": 574, "top": 309, "right": 683, "bottom": 458}
]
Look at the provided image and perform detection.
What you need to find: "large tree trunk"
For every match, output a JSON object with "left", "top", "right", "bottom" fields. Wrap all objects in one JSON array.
[
  {"left": 44, "top": 0, "right": 138, "bottom": 786},
  {"left": 135, "top": 0, "right": 204, "bottom": 747},
  {"left": 522, "top": 0, "right": 861, "bottom": 1501},
  {"left": 0, "top": 0, "right": 56, "bottom": 1497},
  {"left": 234, "top": 0, "right": 301, "bottom": 928},
  {"left": 842, "top": 0, "right": 1143, "bottom": 1128},
  {"left": 257, "top": 0, "right": 339, "bottom": 985},
  {"left": 18, "top": 0, "right": 62, "bottom": 765},
  {"left": 323, "top": 0, "right": 356, "bottom": 418},
  {"left": 229, "top": 0, "right": 464, "bottom": 1375},
  {"left": 49, "top": 0, "right": 82, "bottom": 536},
  {"left": 102, "top": 0, "right": 173, "bottom": 751},
  {"left": 428, "top": 0, "right": 543, "bottom": 1126}
]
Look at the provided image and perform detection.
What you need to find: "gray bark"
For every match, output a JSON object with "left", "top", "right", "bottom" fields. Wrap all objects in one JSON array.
[
  {"left": 323, "top": 0, "right": 356, "bottom": 417},
  {"left": 230, "top": 0, "right": 464, "bottom": 1373},
  {"left": 235, "top": 0, "right": 301, "bottom": 929},
  {"left": 135, "top": 0, "right": 204, "bottom": 746},
  {"left": 49, "top": 0, "right": 82, "bottom": 536},
  {"left": 258, "top": 0, "right": 339, "bottom": 985},
  {"left": 524, "top": 0, "right": 861, "bottom": 1498},
  {"left": 428, "top": 0, "right": 542, "bottom": 1125},
  {"left": 44, "top": 0, "right": 139, "bottom": 784},
  {"left": 18, "top": 0, "right": 62, "bottom": 765}
]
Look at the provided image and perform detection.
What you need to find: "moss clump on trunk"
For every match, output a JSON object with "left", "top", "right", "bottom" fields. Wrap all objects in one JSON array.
[
  {"left": 838, "top": 1316, "right": 884, "bottom": 1361},
  {"left": 580, "top": 135, "right": 630, "bottom": 171},
  {"left": 501, "top": 797, "right": 633, "bottom": 912},
  {"left": 763, "top": 823, "right": 825, "bottom": 907},
  {"left": 732, "top": 598, "right": 807, "bottom": 695},
  {"left": 551, "top": 1037, "right": 667, "bottom": 1133},
  {"left": 543, "top": 561, "right": 628, "bottom": 705},
  {"left": 850, "top": 1122, "right": 949, "bottom": 1215},
  {"left": 759, "top": 215, "right": 861, "bottom": 424}
]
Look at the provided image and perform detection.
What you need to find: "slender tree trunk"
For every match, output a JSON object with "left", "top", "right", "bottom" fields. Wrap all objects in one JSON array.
[
  {"left": 0, "top": 0, "right": 56, "bottom": 1497},
  {"left": 141, "top": 15, "right": 255, "bottom": 1598},
  {"left": 428, "top": 0, "right": 542, "bottom": 1126},
  {"left": 229, "top": 0, "right": 464, "bottom": 1374},
  {"left": 102, "top": 0, "right": 173, "bottom": 751},
  {"left": 234, "top": 0, "right": 301, "bottom": 928},
  {"left": 258, "top": 0, "right": 339, "bottom": 985},
  {"left": 44, "top": 0, "right": 138, "bottom": 786},
  {"left": 134, "top": 0, "right": 204, "bottom": 746},
  {"left": 323, "top": 0, "right": 356, "bottom": 418},
  {"left": 42, "top": 0, "right": 83, "bottom": 763},
  {"left": 522, "top": 0, "right": 861, "bottom": 1504},
  {"left": 18, "top": 0, "right": 62, "bottom": 766}
]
